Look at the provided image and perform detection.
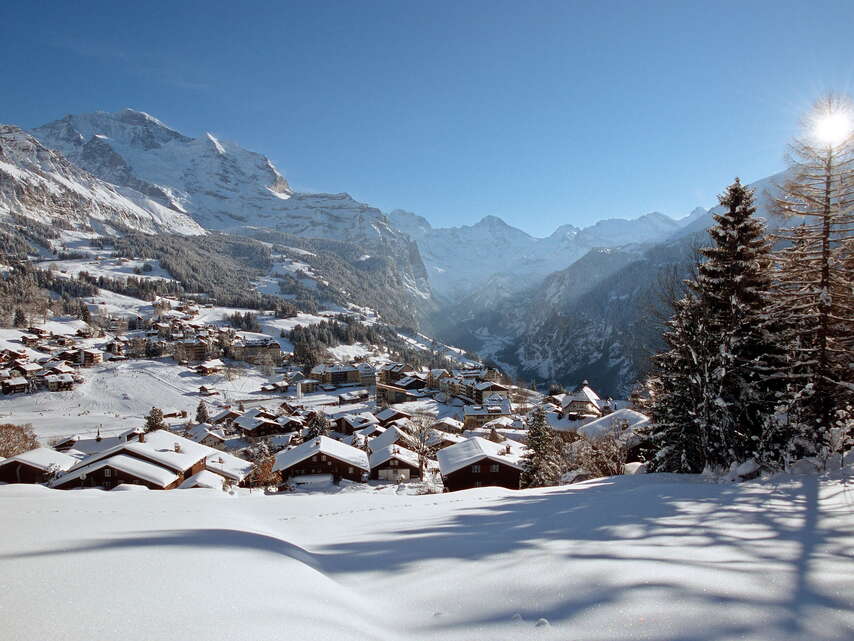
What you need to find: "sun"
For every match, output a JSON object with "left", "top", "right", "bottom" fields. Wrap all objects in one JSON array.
[{"left": 812, "top": 108, "right": 852, "bottom": 147}]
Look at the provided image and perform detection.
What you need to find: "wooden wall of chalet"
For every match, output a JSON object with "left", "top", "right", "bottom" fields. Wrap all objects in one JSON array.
[
  {"left": 52, "top": 465, "right": 182, "bottom": 490},
  {"left": 370, "top": 459, "right": 421, "bottom": 481},
  {"left": 283, "top": 453, "right": 367, "bottom": 483},
  {"left": 443, "top": 460, "right": 520, "bottom": 492},
  {"left": 0, "top": 462, "right": 50, "bottom": 484}
]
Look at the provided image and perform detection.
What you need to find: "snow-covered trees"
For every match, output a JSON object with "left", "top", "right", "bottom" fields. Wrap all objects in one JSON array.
[
  {"left": 13, "top": 308, "right": 26, "bottom": 328},
  {"left": 305, "top": 413, "right": 330, "bottom": 440},
  {"left": 771, "top": 94, "right": 854, "bottom": 453},
  {"left": 520, "top": 407, "right": 562, "bottom": 487},
  {"left": 0, "top": 423, "right": 39, "bottom": 458},
  {"left": 648, "top": 179, "right": 784, "bottom": 472},
  {"left": 144, "top": 407, "right": 167, "bottom": 433},
  {"left": 195, "top": 400, "right": 210, "bottom": 424}
]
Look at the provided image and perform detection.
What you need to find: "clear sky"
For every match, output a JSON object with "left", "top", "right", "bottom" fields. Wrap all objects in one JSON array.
[{"left": 1, "top": 0, "right": 852, "bottom": 235}]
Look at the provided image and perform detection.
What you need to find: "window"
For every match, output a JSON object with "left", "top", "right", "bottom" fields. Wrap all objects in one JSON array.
[
  {"left": 321, "top": 455, "right": 327, "bottom": 461},
  {"left": 104, "top": 469, "right": 112, "bottom": 478},
  {"left": 472, "top": 464, "right": 480, "bottom": 473},
  {"left": 490, "top": 464, "right": 499, "bottom": 473},
  {"left": 390, "top": 459, "right": 398, "bottom": 467},
  {"left": 348, "top": 467, "right": 354, "bottom": 474}
]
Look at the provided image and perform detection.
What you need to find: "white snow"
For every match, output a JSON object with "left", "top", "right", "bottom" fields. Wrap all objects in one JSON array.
[{"left": 2, "top": 473, "right": 852, "bottom": 640}]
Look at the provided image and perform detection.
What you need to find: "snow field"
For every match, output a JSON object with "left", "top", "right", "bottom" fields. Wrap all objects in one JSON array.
[{"left": 2, "top": 473, "right": 852, "bottom": 641}]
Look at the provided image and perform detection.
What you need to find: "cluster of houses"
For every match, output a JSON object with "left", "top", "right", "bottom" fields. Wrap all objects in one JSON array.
[{"left": 0, "top": 327, "right": 100, "bottom": 395}]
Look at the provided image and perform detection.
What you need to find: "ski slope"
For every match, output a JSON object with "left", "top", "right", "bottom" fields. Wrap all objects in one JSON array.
[{"left": 2, "top": 472, "right": 852, "bottom": 641}]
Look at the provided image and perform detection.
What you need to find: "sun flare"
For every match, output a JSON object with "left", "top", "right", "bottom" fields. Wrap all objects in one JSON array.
[{"left": 813, "top": 109, "right": 852, "bottom": 146}]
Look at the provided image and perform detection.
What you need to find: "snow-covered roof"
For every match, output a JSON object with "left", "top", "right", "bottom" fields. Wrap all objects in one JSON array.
[
  {"left": 375, "top": 407, "right": 411, "bottom": 422},
  {"left": 205, "top": 451, "right": 253, "bottom": 482},
  {"left": 273, "top": 436, "right": 369, "bottom": 473},
  {"left": 437, "top": 437, "right": 525, "bottom": 476},
  {"left": 0, "top": 448, "right": 77, "bottom": 472},
  {"left": 179, "top": 469, "right": 226, "bottom": 490},
  {"left": 433, "top": 417, "right": 464, "bottom": 432},
  {"left": 566, "top": 384, "right": 600, "bottom": 406},
  {"left": 51, "top": 453, "right": 179, "bottom": 488},
  {"left": 199, "top": 358, "right": 224, "bottom": 368},
  {"left": 464, "top": 396, "right": 512, "bottom": 416},
  {"left": 369, "top": 425, "right": 413, "bottom": 451},
  {"left": 187, "top": 423, "right": 225, "bottom": 443},
  {"left": 4, "top": 376, "right": 28, "bottom": 386},
  {"left": 578, "top": 409, "right": 650, "bottom": 441},
  {"left": 67, "top": 430, "right": 211, "bottom": 474},
  {"left": 369, "top": 444, "right": 420, "bottom": 469}
]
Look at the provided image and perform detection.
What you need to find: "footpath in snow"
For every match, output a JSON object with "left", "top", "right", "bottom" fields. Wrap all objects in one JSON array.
[{"left": 2, "top": 472, "right": 852, "bottom": 641}]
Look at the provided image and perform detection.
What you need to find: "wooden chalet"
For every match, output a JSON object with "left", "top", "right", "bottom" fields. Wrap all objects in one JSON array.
[
  {"left": 0, "top": 448, "right": 78, "bottom": 484},
  {"left": 45, "top": 373, "right": 75, "bottom": 391},
  {"left": 197, "top": 358, "right": 224, "bottom": 376},
  {"left": 374, "top": 407, "right": 412, "bottom": 427},
  {"left": 273, "top": 436, "right": 370, "bottom": 483},
  {"left": 2, "top": 376, "right": 29, "bottom": 395},
  {"left": 437, "top": 437, "right": 524, "bottom": 492},
  {"left": 369, "top": 444, "right": 421, "bottom": 481}
]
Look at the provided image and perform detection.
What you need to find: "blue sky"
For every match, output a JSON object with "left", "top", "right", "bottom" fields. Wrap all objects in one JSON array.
[{"left": 2, "top": 0, "right": 852, "bottom": 235}]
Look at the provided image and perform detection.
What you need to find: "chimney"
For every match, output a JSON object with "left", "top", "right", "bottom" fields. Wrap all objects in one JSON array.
[
  {"left": 174, "top": 442, "right": 182, "bottom": 453},
  {"left": 138, "top": 431, "right": 145, "bottom": 443}
]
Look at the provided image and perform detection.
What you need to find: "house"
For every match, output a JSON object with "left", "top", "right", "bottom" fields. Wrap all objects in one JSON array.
[
  {"left": 20, "top": 334, "right": 42, "bottom": 347},
  {"left": 335, "top": 412, "right": 379, "bottom": 435},
  {"left": 432, "top": 417, "right": 464, "bottom": 434},
  {"left": 437, "top": 437, "right": 524, "bottom": 492},
  {"left": 377, "top": 362, "right": 410, "bottom": 385},
  {"left": 273, "top": 436, "right": 370, "bottom": 483},
  {"left": 199, "top": 385, "right": 218, "bottom": 396},
  {"left": 186, "top": 423, "right": 226, "bottom": 448},
  {"left": 2, "top": 376, "right": 29, "bottom": 395},
  {"left": 0, "top": 448, "right": 78, "bottom": 484},
  {"left": 197, "top": 359, "right": 224, "bottom": 376},
  {"left": 462, "top": 394, "right": 513, "bottom": 429},
  {"left": 374, "top": 407, "right": 412, "bottom": 427},
  {"left": 0, "top": 368, "right": 11, "bottom": 381},
  {"left": 79, "top": 349, "right": 103, "bottom": 367},
  {"left": 472, "top": 381, "right": 510, "bottom": 404},
  {"left": 368, "top": 425, "right": 415, "bottom": 452},
  {"left": 427, "top": 368, "right": 450, "bottom": 389},
  {"left": 370, "top": 444, "right": 421, "bottom": 481},
  {"left": 562, "top": 381, "right": 607, "bottom": 418},
  {"left": 209, "top": 408, "right": 242, "bottom": 427},
  {"left": 13, "top": 361, "right": 42, "bottom": 379},
  {"left": 338, "top": 389, "right": 369, "bottom": 405},
  {"left": 44, "top": 373, "right": 75, "bottom": 391},
  {"left": 356, "top": 362, "right": 376, "bottom": 387},
  {"left": 50, "top": 430, "right": 251, "bottom": 490}
]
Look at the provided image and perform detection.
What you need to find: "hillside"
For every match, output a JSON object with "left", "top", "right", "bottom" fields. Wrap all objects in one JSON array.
[{"left": 3, "top": 472, "right": 852, "bottom": 641}]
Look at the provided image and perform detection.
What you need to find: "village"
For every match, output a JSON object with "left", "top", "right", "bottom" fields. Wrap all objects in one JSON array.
[{"left": 0, "top": 294, "right": 651, "bottom": 495}]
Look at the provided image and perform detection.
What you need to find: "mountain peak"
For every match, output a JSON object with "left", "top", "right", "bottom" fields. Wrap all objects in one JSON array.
[{"left": 475, "top": 214, "right": 510, "bottom": 228}]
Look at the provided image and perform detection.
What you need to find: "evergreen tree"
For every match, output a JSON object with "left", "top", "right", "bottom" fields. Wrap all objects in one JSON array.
[
  {"left": 196, "top": 400, "right": 210, "bottom": 424},
  {"left": 771, "top": 95, "right": 854, "bottom": 454},
  {"left": 689, "top": 179, "right": 786, "bottom": 467},
  {"left": 520, "top": 407, "right": 562, "bottom": 488},
  {"left": 13, "top": 308, "right": 26, "bottom": 328},
  {"left": 305, "top": 413, "right": 330, "bottom": 440},
  {"left": 646, "top": 292, "right": 713, "bottom": 473},
  {"left": 80, "top": 302, "right": 91, "bottom": 324},
  {"left": 144, "top": 407, "right": 167, "bottom": 433}
]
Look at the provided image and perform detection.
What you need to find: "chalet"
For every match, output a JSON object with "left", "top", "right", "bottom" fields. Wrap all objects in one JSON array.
[
  {"left": 462, "top": 394, "right": 513, "bottom": 429},
  {"left": 561, "top": 381, "right": 614, "bottom": 418},
  {"left": 437, "top": 437, "right": 524, "bottom": 492},
  {"left": 335, "top": 412, "right": 379, "bottom": 435},
  {"left": 197, "top": 358, "right": 224, "bottom": 376},
  {"left": 273, "top": 436, "right": 370, "bottom": 484},
  {"left": 0, "top": 448, "right": 78, "bottom": 484},
  {"left": 13, "top": 361, "right": 42, "bottom": 379},
  {"left": 377, "top": 362, "right": 410, "bottom": 385},
  {"left": 179, "top": 469, "right": 225, "bottom": 490},
  {"left": 376, "top": 375, "right": 426, "bottom": 405},
  {"left": 27, "top": 327, "right": 51, "bottom": 339},
  {"left": 432, "top": 417, "right": 464, "bottom": 434},
  {"left": 374, "top": 407, "right": 412, "bottom": 427},
  {"left": 209, "top": 408, "right": 242, "bottom": 427},
  {"left": 45, "top": 373, "right": 75, "bottom": 391},
  {"left": 0, "top": 368, "right": 10, "bottom": 381},
  {"left": 228, "top": 336, "right": 281, "bottom": 365},
  {"left": 369, "top": 444, "right": 421, "bottom": 481},
  {"left": 56, "top": 349, "right": 80, "bottom": 363},
  {"left": 20, "top": 334, "right": 42, "bottom": 347},
  {"left": 53, "top": 429, "right": 141, "bottom": 455},
  {"left": 4, "top": 348, "right": 28, "bottom": 361},
  {"left": 80, "top": 349, "right": 104, "bottom": 367},
  {"left": 369, "top": 425, "right": 415, "bottom": 452},
  {"left": 427, "top": 368, "right": 450, "bottom": 389},
  {"left": 199, "top": 385, "right": 218, "bottom": 396},
  {"left": 51, "top": 430, "right": 250, "bottom": 490},
  {"left": 44, "top": 361, "right": 76, "bottom": 375},
  {"left": 186, "top": 423, "right": 226, "bottom": 448},
  {"left": 2, "top": 377, "right": 29, "bottom": 395},
  {"left": 471, "top": 381, "right": 510, "bottom": 404},
  {"left": 203, "top": 451, "right": 253, "bottom": 486}
]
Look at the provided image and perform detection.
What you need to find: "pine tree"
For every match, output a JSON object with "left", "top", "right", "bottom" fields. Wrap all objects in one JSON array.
[
  {"left": 80, "top": 303, "right": 91, "bottom": 324},
  {"left": 196, "top": 400, "right": 210, "bottom": 424},
  {"left": 646, "top": 291, "right": 713, "bottom": 473},
  {"left": 144, "top": 407, "right": 167, "bottom": 433},
  {"left": 771, "top": 94, "right": 854, "bottom": 454},
  {"left": 689, "top": 178, "right": 786, "bottom": 467},
  {"left": 520, "top": 407, "right": 562, "bottom": 488},
  {"left": 13, "top": 308, "right": 26, "bottom": 328},
  {"left": 305, "top": 413, "right": 330, "bottom": 440}
]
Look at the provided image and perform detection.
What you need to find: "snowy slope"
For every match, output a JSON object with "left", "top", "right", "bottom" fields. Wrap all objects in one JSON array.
[
  {"left": 0, "top": 125, "right": 204, "bottom": 235},
  {"left": 2, "top": 472, "right": 852, "bottom": 641},
  {"left": 390, "top": 209, "right": 684, "bottom": 300}
]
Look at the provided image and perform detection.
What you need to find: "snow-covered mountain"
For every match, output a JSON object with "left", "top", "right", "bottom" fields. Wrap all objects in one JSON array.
[
  {"left": 389, "top": 209, "right": 688, "bottom": 300},
  {"left": 0, "top": 125, "right": 204, "bottom": 235},
  {"left": 31, "top": 109, "right": 406, "bottom": 247}
]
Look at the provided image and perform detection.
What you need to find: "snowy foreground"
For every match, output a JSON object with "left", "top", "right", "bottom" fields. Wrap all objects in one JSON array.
[{"left": 2, "top": 474, "right": 852, "bottom": 641}]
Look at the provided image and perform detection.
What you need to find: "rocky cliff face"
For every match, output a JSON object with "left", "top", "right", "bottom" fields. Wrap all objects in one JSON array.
[{"left": 0, "top": 125, "right": 204, "bottom": 235}]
